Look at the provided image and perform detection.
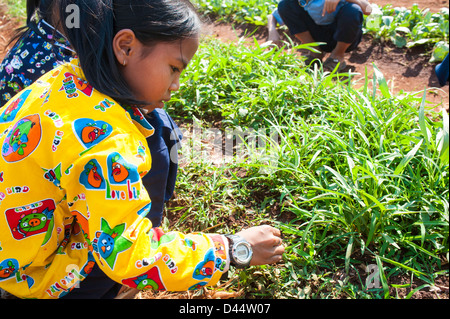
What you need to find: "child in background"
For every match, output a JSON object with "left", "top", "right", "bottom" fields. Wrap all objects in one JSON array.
[
  {"left": 0, "top": 0, "right": 285, "bottom": 299},
  {"left": 435, "top": 53, "right": 449, "bottom": 87},
  {"left": 268, "top": 0, "right": 372, "bottom": 71},
  {"left": 0, "top": 0, "right": 183, "bottom": 298},
  {"left": 267, "top": 7, "right": 285, "bottom": 45}
]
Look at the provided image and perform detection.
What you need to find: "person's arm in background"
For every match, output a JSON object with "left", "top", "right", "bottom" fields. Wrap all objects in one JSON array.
[
  {"left": 322, "top": 0, "right": 372, "bottom": 15},
  {"left": 345, "top": 0, "right": 373, "bottom": 15}
]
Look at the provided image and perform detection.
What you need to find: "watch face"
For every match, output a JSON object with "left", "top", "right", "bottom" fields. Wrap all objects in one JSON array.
[{"left": 235, "top": 243, "right": 251, "bottom": 262}]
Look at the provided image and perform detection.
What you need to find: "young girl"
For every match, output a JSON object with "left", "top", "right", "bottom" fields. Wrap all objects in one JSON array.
[
  {"left": 0, "top": 0, "right": 284, "bottom": 299},
  {"left": 1, "top": 0, "right": 182, "bottom": 230},
  {"left": 1, "top": 0, "right": 183, "bottom": 298}
]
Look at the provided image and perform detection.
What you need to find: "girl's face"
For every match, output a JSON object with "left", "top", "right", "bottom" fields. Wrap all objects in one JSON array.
[{"left": 119, "top": 35, "right": 199, "bottom": 111}]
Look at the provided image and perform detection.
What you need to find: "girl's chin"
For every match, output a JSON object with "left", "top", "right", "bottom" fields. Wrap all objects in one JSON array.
[{"left": 142, "top": 102, "right": 164, "bottom": 113}]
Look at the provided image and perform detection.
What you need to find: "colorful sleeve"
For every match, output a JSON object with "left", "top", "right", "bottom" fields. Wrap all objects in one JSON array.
[{"left": 66, "top": 126, "right": 230, "bottom": 292}]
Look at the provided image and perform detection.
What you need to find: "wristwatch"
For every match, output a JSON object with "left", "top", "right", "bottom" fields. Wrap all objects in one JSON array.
[{"left": 225, "top": 234, "right": 253, "bottom": 268}]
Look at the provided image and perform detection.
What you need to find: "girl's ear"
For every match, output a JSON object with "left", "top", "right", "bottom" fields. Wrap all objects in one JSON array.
[{"left": 112, "top": 29, "right": 138, "bottom": 67}]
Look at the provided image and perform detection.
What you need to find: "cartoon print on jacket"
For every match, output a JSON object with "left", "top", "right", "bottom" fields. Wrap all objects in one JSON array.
[
  {"left": 0, "top": 259, "right": 19, "bottom": 281},
  {"left": 0, "top": 89, "right": 31, "bottom": 123},
  {"left": 59, "top": 72, "right": 94, "bottom": 98},
  {"left": 193, "top": 249, "right": 216, "bottom": 280},
  {"left": 0, "top": 258, "right": 35, "bottom": 289},
  {"left": 92, "top": 218, "right": 133, "bottom": 270},
  {"left": 188, "top": 281, "right": 207, "bottom": 290},
  {"left": 209, "top": 234, "right": 226, "bottom": 260},
  {"left": 149, "top": 228, "right": 176, "bottom": 249},
  {"left": 107, "top": 152, "right": 140, "bottom": 185},
  {"left": 42, "top": 163, "right": 63, "bottom": 188},
  {"left": 2, "top": 114, "right": 42, "bottom": 162},
  {"left": 79, "top": 159, "right": 106, "bottom": 190},
  {"left": 136, "top": 202, "right": 152, "bottom": 218},
  {"left": 70, "top": 210, "right": 90, "bottom": 242},
  {"left": 126, "top": 107, "right": 155, "bottom": 137},
  {"left": 72, "top": 118, "right": 112, "bottom": 151},
  {"left": 122, "top": 266, "right": 166, "bottom": 291},
  {"left": 181, "top": 237, "right": 197, "bottom": 251},
  {"left": 5, "top": 199, "right": 55, "bottom": 240}
]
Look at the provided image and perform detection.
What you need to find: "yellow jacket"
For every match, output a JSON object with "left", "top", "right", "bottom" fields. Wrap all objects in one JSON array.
[{"left": 0, "top": 60, "right": 229, "bottom": 299}]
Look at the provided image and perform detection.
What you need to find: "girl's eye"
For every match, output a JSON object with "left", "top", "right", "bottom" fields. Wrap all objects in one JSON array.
[{"left": 171, "top": 66, "right": 180, "bottom": 73}]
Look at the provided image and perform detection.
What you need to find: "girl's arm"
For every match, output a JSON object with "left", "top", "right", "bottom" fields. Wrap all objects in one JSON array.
[
  {"left": 66, "top": 105, "right": 283, "bottom": 291},
  {"left": 68, "top": 129, "right": 230, "bottom": 291}
]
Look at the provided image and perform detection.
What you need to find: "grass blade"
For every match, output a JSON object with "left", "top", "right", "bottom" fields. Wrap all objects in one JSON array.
[
  {"left": 418, "top": 88, "right": 430, "bottom": 146},
  {"left": 405, "top": 284, "right": 430, "bottom": 299},
  {"left": 345, "top": 235, "right": 354, "bottom": 274},
  {"left": 372, "top": 63, "right": 391, "bottom": 99},
  {"left": 299, "top": 213, "right": 320, "bottom": 252},
  {"left": 393, "top": 139, "right": 423, "bottom": 175},
  {"left": 375, "top": 255, "right": 390, "bottom": 298},
  {"left": 378, "top": 255, "right": 428, "bottom": 277},
  {"left": 436, "top": 108, "right": 449, "bottom": 165}
]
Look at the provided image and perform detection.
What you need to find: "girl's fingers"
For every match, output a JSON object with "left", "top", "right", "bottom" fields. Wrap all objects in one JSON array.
[
  {"left": 270, "top": 226, "right": 281, "bottom": 237},
  {"left": 267, "top": 242, "right": 285, "bottom": 262}
]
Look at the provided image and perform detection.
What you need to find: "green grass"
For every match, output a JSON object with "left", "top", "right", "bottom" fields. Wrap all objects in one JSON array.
[
  {"left": 0, "top": 0, "right": 26, "bottom": 20},
  {"left": 192, "top": 0, "right": 278, "bottom": 26},
  {"left": 166, "top": 38, "right": 449, "bottom": 299}
]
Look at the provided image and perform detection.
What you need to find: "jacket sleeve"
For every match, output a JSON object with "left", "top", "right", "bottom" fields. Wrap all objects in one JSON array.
[{"left": 64, "top": 127, "right": 230, "bottom": 292}]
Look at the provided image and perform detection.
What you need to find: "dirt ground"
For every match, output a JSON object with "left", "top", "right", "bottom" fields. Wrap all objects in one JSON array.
[{"left": 204, "top": 0, "right": 449, "bottom": 111}]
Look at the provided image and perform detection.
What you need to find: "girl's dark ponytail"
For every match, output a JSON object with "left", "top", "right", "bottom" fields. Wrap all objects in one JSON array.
[
  {"left": 26, "top": 0, "right": 40, "bottom": 24},
  {"left": 26, "top": 0, "right": 55, "bottom": 25}
]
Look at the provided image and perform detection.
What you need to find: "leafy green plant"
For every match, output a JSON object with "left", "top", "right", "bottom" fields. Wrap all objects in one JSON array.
[
  {"left": 193, "top": 0, "right": 278, "bottom": 26},
  {"left": 364, "top": 4, "right": 449, "bottom": 60},
  {"left": 193, "top": 1, "right": 449, "bottom": 61}
]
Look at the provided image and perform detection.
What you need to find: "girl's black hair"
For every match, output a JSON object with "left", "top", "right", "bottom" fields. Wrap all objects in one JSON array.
[
  {"left": 26, "top": 0, "right": 54, "bottom": 25},
  {"left": 59, "top": 0, "right": 202, "bottom": 107}
]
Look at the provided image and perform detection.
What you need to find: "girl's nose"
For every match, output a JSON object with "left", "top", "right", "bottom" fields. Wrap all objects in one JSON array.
[{"left": 169, "top": 77, "right": 180, "bottom": 92}]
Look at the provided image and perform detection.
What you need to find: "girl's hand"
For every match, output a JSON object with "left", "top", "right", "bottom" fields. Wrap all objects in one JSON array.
[
  {"left": 236, "top": 225, "right": 285, "bottom": 266},
  {"left": 322, "top": 0, "right": 341, "bottom": 15}
]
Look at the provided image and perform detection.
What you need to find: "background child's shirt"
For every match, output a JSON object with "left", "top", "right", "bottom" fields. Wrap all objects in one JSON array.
[
  {"left": 0, "top": 19, "right": 74, "bottom": 107},
  {"left": 0, "top": 60, "right": 229, "bottom": 299}
]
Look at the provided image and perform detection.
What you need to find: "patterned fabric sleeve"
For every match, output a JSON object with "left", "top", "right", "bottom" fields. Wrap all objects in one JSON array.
[{"left": 67, "top": 131, "right": 230, "bottom": 291}]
